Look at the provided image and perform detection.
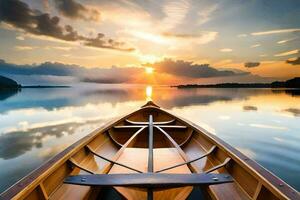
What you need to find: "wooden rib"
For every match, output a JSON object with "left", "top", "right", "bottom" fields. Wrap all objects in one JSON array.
[
  {"left": 68, "top": 158, "right": 94, "bottom": 174},
  {"left": 90, "top": 126, "right": 146, "bottom": 199},
  {"left": 114, "top": 125, "right": 145, "bottom": 129},
  {"left": 153, "top": 119, "right": 176, "bottom": 125},
  {"left": 38, "top": 183, "right": 48, "bottom": 200},
  {"left": 86, "top": 145, "right": 143, "bottom": 173},
  {"left": 178, "top": 129, "right": 193, "bottom": 147},
  {"left": 155, "top": 126, "right": 198, "bottom": 173},
  {"left": 205, "top": 157, "right": 231, "bottom": 174},
  {"left": 125, "top": 119, "right": 175, "bottom": 125},
  {"left": 101, "top": 126, "right": 146, "bottom": 174},
  {"left": 114, "top": 125, "right": 185, "bottom": 129},
  {"left": 157, "top": 125, "right": 187, "bottom": 129},
  {"left": 107, "top": 130, "right": 123, "bottom": 147},
  {"left": 155, "top": 145, "right": 217, "bottom": 173},
  {"left": 253, "top": 182, "right": 263, "bottom": 200}
]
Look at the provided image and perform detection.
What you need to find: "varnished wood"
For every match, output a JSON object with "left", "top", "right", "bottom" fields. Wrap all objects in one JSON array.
[
  {"left": 64, "top": 173, "right": 233, "bottom": 187},
  {"left": 86, "top": 145, "right": 143, "bottom": 173},
  {"left": 125, "top": 119, "right": 175, "bottom": 125},
  {"left": 156, "top": 145, "right": 217, "bottom": 173},
  {"left": 108, "top": 148, "right": 194, "bottom": 200}
]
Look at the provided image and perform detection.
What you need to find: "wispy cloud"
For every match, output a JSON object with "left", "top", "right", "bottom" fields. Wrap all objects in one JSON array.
[
  {"left": 274, "top": 49, "right": 299, "bottom": 57},
  {"left": 162, "top": 31, "right": 218, "bottom": 44},
  {"left": 162, "top": 0, "right": 190, "bottom": 30},
  {"left": 259, "top": 54, "right": 268, "bottom": 57},
  {"left": 277, "top": 38, "right": 297, "bottom": 44},
  {"left": 45, "top": 46, "right": 73, "bottom": 51},
  {"left": 198, "top": 4, "right": 218, "bottom": 25},
  {"left": 15, "top": 46, "right": 37, "bottom": 51},
  {"left": 220, "top": 48, "right": 233, "bottom": 52},
  {"left": 252, "top": 28, "right": 300, "bottom": 36},
  {"left": 16, "top": 35, "right": 24, "bottom": 41},
  {"left": 237, "top": 34, "right": 247, "bottom": 38},
  {"left": 125, "top": 30, "right": 218, "bottom": 45},
  {"left": 250, "top": 44, "right": 261, "bottom": 48}
]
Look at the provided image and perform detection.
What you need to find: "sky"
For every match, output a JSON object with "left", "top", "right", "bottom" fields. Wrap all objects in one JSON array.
[{"left": 0, "top": 0, "right": 300, "bottom": 85}]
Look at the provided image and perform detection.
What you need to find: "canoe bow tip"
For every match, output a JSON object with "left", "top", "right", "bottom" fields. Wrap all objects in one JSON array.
[{"left": 141, "top": 101, "right": 160, "bottom": 108}]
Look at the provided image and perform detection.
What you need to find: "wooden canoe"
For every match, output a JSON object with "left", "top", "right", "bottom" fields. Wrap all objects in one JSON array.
[{"left": 1, "top": 101, "right": 299, "bottom": 200}]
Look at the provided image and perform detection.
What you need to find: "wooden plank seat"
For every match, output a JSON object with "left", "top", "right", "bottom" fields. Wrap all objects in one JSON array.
[
  {"left": 108, "top": 148, "right": 193, "bottom": 200},
  {"left": 64, "top": 173, "right": 233, "bottom": 187}
]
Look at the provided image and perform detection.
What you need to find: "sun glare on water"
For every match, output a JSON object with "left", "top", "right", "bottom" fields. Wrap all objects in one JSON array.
[{"left": 146, "top": 86, "right": 152, "bottom": 101}]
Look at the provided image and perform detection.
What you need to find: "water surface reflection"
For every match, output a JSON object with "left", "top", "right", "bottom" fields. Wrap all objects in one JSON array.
[{"left": 0, "top": 85, "right": 299, "bottom": 192}]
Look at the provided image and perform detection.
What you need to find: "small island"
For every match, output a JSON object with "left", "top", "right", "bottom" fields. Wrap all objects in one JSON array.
[
  {"left": 0, "top": 75, "right": 70, "bottom": 89},
  {"left": 0, "top": 75, "right": 21, "bottom": 89},
  {"left": 174, "top": 77, "right": 300, "bottom": 89}
]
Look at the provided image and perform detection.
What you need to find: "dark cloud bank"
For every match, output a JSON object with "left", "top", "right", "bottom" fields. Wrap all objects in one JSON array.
[
  {"left": 0, "top": 58, "right": 256, "bottom": 84},
  {"left": 0, "top": 59, "right": 143, "bottom": 84},
  {"left": 54, "top": 0, "right": 100, "bottom": 21},
  {"left": 148, "top": 59, "right": 249, "bottom": 78},
  {"left": 0, "top": 0, "right": 133, "bottom": 52}
]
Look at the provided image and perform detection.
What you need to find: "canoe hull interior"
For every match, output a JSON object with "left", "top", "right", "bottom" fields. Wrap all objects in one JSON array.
[{"left": 0, "top": 102, "right": 299, "bottom": 200}]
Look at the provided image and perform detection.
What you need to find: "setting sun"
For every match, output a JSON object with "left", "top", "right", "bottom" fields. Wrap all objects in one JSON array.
[{"left": 145, "top": 67, "right": 154, "bottom": 74}]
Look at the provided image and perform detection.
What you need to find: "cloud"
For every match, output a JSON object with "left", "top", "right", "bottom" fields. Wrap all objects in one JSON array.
[
  {"left": 243, "top": 106, "right": 258, "bottom": 111},
  {"left": 0, "top": 59, "right": 143, "bottom": 84},
  {"left": 16, "top": 35, "right": 24, "bottom": 40},
  {"left": 147, "top": 58, "right": 249, "bottom": 78},
  {"left": 84, "top": 34, "right": 135, "bottom": 52},
  {"left": 0, "top": 0, "right": 134, "bottom": 52},
  {"left": 250, "top": 44, "right": 261, "bottom": 48},
  {"left": 237, "top": 34, "right": 247, "bottom": 38},
  {"left": 274, "top": 50, "right": 299, "bottom": 57},
  {"left": 277, "top": 38, "right": 297, "bottom": 44},
  {"left": 251, "top": 28, "right": 300, "bottom": 36},
  {"left": 46, "top": 46, "right": 73, "bottom": 51},
  {"left": 286, "top": 57, "right": 300, "bottom": 65},
  {"left": 162, "top": 31, "right": 218, "bottom": 44},
  {"left": 244, "top": 62, "right": 260, "bottom": 68},
  {"left": 197, "top": 4, "right": 218, "bottom": 25},
  {"left": 161, "top": 0, "right": 189, "bottom": 30},
  {"left": 15, "top": 45, "right": 36, "bottom": 51},
  {"left": 283, "top": 108, "right": 300, "bottom": 117},
  {"left": 54, "top": 0, "right": 100, "bottom": 21},
  {"left": 220, "top": 48, "right": 233, "bottom": 52}
]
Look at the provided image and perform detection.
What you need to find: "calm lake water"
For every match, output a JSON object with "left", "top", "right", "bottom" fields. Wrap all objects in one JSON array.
[{"left": 0, "top": 84, "right": 300, "bottom": 192}]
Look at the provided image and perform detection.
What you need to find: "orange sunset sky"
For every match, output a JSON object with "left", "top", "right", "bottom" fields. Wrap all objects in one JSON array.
[{"left": 0, "top": 0, "right": 300, "bottom": 85}]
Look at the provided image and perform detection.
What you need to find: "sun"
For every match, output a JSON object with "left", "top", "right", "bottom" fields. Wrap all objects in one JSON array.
[{"left": 145, "top": 67, "right": 154, "bottom": 74}]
